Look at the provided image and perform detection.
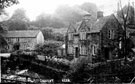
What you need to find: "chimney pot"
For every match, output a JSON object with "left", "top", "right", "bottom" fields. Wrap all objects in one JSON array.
[
  {"left": 83, "top": 13, "right": 91, "bottom": 21},
  {"left": 97, "top": 11, "right": 103, "bottom": 19}
]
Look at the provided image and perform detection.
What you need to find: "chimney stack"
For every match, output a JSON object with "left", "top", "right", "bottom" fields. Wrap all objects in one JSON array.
[
  {"left": 97, "top": 11, "right": 103, "bottom": 19},
  {"left": 83, "top": 13, "right": 91, "bottom": 21}
]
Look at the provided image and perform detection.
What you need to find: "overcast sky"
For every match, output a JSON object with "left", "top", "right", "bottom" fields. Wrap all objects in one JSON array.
[{"left": 3, "top": 0, "right": 134, "bottom": 21}]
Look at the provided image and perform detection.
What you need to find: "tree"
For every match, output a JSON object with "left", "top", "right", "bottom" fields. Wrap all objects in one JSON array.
[
  {"left": 54, "top": 33, "right": 64, "bottom": 41},
  {"left": 116, "top": 0, "right": 135, "bottom": 61},
  {"left": 31, "top": 13, "right": 66, "bottom": 28},
  {"left": 0, "top": 0, "right": 19, "bottom": 51},
  {"left": 41, "top": 28, "right": 54, "bottom": 40},
  {"left": 13, "top": 42, "right": 20, "bottom": 51},
  {"left": 0, "top": 0, "right": 18, "bottom": 9},
  {"left": 35, "top": 41, "right": 62, "bottom": 56},
  {"left": 7, "top": 8, "right": 29, "bottom": 30}
]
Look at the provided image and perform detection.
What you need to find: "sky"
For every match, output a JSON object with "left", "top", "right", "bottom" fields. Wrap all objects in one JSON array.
[{"left": 2, "top": 0, "right": 134, "bottom": 21}]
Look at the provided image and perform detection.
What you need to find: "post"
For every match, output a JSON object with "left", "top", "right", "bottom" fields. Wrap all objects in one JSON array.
[
  {"left": 124, "top": 21, "right": 127, "bottom": 62},
  {"left": 26, "top": 76, "right": 28, "bottom": 84},
  {"left": 0, "top": 56, "right": 1, "bottom": 83}
]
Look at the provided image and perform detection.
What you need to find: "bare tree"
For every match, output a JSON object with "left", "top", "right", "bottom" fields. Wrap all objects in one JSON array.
[{"left": 114, "top": 0, "right": 135, "bottom": 62}]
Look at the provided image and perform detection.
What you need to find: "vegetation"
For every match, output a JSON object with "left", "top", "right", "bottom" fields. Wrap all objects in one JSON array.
[
  {"left": 7, "top": 8, "right": 29, "bottom": 30},
  {"left": 0, "top": 0, "right": 19, "bottom": 52},
  {"left": 35, "top": 40, "right": 63, "bottom": 56}
]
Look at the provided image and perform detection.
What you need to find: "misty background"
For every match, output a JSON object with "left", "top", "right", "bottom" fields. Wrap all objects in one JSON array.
[{"left": 0, "top": 2, "right": 101, "bottom": 41}]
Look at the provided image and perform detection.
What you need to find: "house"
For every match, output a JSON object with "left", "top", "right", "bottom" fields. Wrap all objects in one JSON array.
[
  {"left": 66, "top": 11, "right": 124, "bottom": 61},
  {"left": 89, "top": 14, "right": 123, "bottom": 61},
  {"left": 65, "top": 12, "right": 96, "bottom": 60},
  {"left": 4, "top": 30, "right": 44, "bottom": 51}
]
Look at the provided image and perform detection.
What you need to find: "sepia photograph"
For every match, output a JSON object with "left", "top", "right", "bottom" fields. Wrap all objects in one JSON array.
[{"left": 0, "top": 0, "right": 135, "bottom": 83}]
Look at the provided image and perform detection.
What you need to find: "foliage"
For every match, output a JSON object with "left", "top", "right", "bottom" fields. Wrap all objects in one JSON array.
[
  {"left": 10, "top": 8, "right": 29, "bottom": 21},
  {"left": 13, "top": 42, "right": 20, "bottom": 51},
  {"left": 53, "top": 33, "right": 64, "bottom": 41},
  {"left": 117, "top": 5, "right": 134, "bottom": 21},
  {"left": 7, "top": 20, "right": 28, "bottom": 30},
  {"left": 0, "top": 0, "right": 19, "bottom": 50},
  {"left": 7, "top": 8, "right": 29, "bottom": 30},
  {"left": 41, "top": 28, "right": 64, "bottom": 41},
  {"left": 70, "top": 56, "right": 90, "bottom": 72},
  {"left": 41, "top": 28, "right": 54, "bottom": 40},
  {"left": 31, "top": 13, "right": 65, "bottom": 28},
  {"left": 0, "top": 0, "right": 19, "bottom": 9},
  {"left": 35, "top": 40, "right": 63, "bottom": 56}
]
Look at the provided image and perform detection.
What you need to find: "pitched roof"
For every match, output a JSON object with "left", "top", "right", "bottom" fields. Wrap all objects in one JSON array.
[
  {"left": 77, "top": 20, "right": 91, "bottom": 32},
  {"left": 4, "top": 30, "right": 40, "bottom": 38},
  {"left": 90, "top": 15, "right": 111, "bottom": 33},
  {"left": 67, "top": 23, "right": 76, "bottom": 33},
  {"left": 75, "top": 21, "right": 83, "bottom": 31}
]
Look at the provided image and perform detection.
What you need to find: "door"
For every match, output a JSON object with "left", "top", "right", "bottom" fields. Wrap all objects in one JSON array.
[
  {"left": 75, "top": 47, "right": 79, "bottom": 58},
  {"left": 104, "top": 47, "right": 109, "bottom": 60}
]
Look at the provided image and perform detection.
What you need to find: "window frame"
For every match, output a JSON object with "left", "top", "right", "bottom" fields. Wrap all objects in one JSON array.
[
  {"left": 80, "top": 32, "right": 86, "bottom": 40},
  {"left": 108, "top": 29, "right": 114, "bottom": 39},
  {"left": 68, "top": 33, "right": 73, "bottom": 40}
]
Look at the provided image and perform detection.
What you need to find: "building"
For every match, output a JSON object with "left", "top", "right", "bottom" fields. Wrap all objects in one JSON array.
[
  {"left": 4, "top": 30, "right": 44, "bottom": 51},
  {"left": 57, "top": 44, "right": 66, "bottom": 58},
  {"left": 90, "top": 14, "right": 123, "bottom": 61},
  {"left": 66, "top": 11, "right": 124, "bottom": 61},
  {"left": 66, "top": 12, "right": 96, "bottom": 60}
]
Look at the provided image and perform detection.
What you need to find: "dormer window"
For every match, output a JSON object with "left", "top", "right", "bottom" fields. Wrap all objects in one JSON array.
[
  {"left": 108, "top": 29, "right": 114, "bottom": 39},
  {"left": 80, "top": 32, "right": 86, "bottom": 40}
]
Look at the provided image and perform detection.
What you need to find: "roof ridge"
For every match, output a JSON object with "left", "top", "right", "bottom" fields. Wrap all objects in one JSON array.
[
  {"left": 4, "top": 30, "right": 41, "bottom": 38},
  {"left": 8, "top": 30, "right": 40, "bottom": 31}
]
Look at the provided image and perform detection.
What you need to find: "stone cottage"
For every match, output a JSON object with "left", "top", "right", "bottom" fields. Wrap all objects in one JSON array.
[
  {"left": 65, "top": 11, "right": 124, "bottom": 62},
  {"left": 4, "top": 30, "right": 44, "bottom": 51}
]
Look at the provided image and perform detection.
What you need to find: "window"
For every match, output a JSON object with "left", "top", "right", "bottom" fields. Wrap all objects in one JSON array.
[
  {"left": 108, "top": 30, "right": 114, "bottom": 39},
  {"left": 7, "top": 38, "right": 11, "bottom": 42},
  {"left": 80, "top": 45, "right": 86, "bottom": 55},
  {"left": 68, "top": 46, "right": 73, "bottom": 54},
  {"left": 80, "top": 32, "right": 86, "bottom": 40},
  {"left": 119, "top": 41, "right": 122, "bottom": 49},
  {"left": 74, "top": 36, "right": 79, "bottom": 44},
  {"left": 92, "top": 44, "right": 97, "bottom": 55},
  {"left": 68, "top": 33, "right": 73, "bottom": 40},
  {"left": 17, "top": 38, "right": 19, "bottom": 42}
]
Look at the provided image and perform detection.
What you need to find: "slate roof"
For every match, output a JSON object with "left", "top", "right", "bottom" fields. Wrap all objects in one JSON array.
[
  {"left": 4, "top": 30, "right": 40, "bottom": 38},
  {"left": 74, "top": 21, "right": 82, "bottom": 31},
  {"left": 90, "top": 15, "right": 112, "bottom": 33},
  {"left": 67, "top": 23, "right": 76, "bottom": 33},
  {"left": 74, "top": 20, "right": 92, "bottom": 32},
  {"left": 67, "top": 14, "right": 118, "bottom": 34}
]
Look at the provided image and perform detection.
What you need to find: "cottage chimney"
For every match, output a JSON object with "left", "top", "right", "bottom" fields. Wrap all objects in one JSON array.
[
  {"left": 83, "top": 13, "right": 91, "bottom": 21},
  {"left": 97, "top": 11, "right": 103, "bottom": 19}
]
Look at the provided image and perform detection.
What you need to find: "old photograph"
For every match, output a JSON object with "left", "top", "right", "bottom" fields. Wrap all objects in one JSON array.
[{"left": 0, "top": 0, "right": 135, "bottom": 83}]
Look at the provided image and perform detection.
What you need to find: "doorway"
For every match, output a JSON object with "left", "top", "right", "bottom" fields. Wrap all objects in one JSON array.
[
  {"left": 104, "top": 47, "right": 109, "bottom": 60},
  {"left": 75, "top": 47, "right": 79, "bottom": 58}
]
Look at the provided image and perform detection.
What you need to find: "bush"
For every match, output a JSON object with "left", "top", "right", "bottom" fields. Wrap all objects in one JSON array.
[
  {"left": 70, "top": 56, "right": 90, "bottom": 72},
  {"left": 35, "top": 41, "right": 63, "bottom": 56}
]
